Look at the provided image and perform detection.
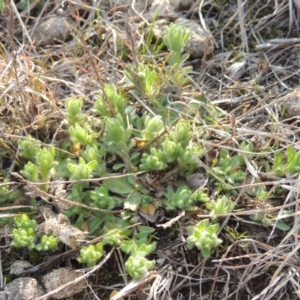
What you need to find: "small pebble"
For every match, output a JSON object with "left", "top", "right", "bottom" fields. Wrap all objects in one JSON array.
[{"left": 187, "top": 173, "right": 207, "bottom": 189}]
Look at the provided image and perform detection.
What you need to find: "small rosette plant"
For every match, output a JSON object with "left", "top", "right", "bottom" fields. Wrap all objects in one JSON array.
[
  {"left": 163, "top": 23, "right": 192, "bottom": 88},
  {"left": 164, "top": 185, "right": 194, "bottom": 211},
  {"left": 187, "top": 219, "right": 222, "bottom": 258},
  {"left": 20, "top": 145, "right": 58, "bottom": 191},
  {"left": 11, "top": 214, "right": 59, "bottom": 252},
  {"left": 65, "top": 97, "right": 86, "bottom": 124},
  {"left": 272, "top": 146, "right": 300, "bottom": 176},
  {"left": 77, "top": 242, "right": 104, "bottom": 267},
  {"left": 212, "top": 150, "right": 245, "bottom": 191},
  {"left": 207, "top": 196, "right": 235, "bottom": 222},
  {"left": 11, "top": 214, "right": 37, "bottom": 250},
  {"left": 121, "top": 239, "right": 156, "bottom": 279},
  {"left": 36, "top": 235, "right": 60, "bottom": 252}
]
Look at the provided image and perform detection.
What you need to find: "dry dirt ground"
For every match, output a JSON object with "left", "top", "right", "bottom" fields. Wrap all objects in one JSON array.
[{"left": 1, "top": 0, "right": 300, "bottom": 299}]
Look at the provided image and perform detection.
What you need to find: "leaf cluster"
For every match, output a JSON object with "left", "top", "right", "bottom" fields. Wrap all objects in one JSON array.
[
  {"left": 187, "top": 219, "right": 222, "bottom": 258},
  {"left": 12, "top": 214, "right": 59, "bottom": 252}
]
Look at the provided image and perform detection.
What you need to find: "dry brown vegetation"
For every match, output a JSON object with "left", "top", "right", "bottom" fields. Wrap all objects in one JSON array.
[{"left": 1, "top": 0, "right": 300, "bottom": 299}]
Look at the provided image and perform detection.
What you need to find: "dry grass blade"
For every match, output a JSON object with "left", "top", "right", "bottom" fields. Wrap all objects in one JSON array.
[{"left": 0, "top": 251, "right": 4, "bottom": 289}]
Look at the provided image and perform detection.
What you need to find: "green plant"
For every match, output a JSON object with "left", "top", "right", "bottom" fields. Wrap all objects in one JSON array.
[
  {"left": 121, "top": 238, "right": 156, "bottom": 279},
  {"left": 163, "top": 23, "right": 192, "bottom": 88},
  {"left": 250, "top": 210, "right": 292, "bottom": 231},
  {"left": 211, "top": 149, "right": 246, "bottom": 191},
  {"left": 11, "top": 214, "right": 59, "bottom": 251},
  {"left": 141, "top": 115, "right": 164, "bottom": 140},
  {"left": 206, "top": 196, "right": 235, "bottom": 222},
  {"left": 90, "top": 184, "right": 121, "bottom": 210},
  {"left": 0, "top": 0, "right": 4, "bottom": 11},
  {"left": 17, "top": 0, "right": 45, "bottom": 10},
  {"left": 67, "top": 157, "right": 97, "bottom": 180},
  {"left": 69, "top": 123, "right": 96, "bottom": 145},
  {"left": 140, "top": 120, "right": 202, "bottom": 173},
  {"left": 245, "top": 180, "right": 292, "bottom": 231},
  {"left": 140, "top": 18, "right": 165, "bottom": 56},
  {"left": 164, "top": 185, "right": 195, "bottom": 211},
  {"left": 81, "top": 144, "right": 106, "bottom": 176},
  {"left": 224, "top": 226, "right": 248, "bottom": 242},
  {"left": 36, "top": 235, "right": 60, "bottom": 252},
  {"left": 271, "top": 146, "right": 300, "bottom": 176},
  {"left": 66, "top": 97, "right": 86, "bottom": 124},
  {"left": 20, "top": 146, "right": 58, "bottom": 191},
  {"left": 125, "top": 255, "right": 155, "bottom": 280},
  {"left": 124, "top": 64, "right": 162, "bottom": 106},
  {"left": 36, "top": 148, "right": 57, "bottom": 181},
  {"left": 186, "top": 219, "right": 222, "bottom": 258},
  {"left": 0, "top": 179, "right": 20, "bottom": 203},
  {"left": 94, "top": 83, "right": 127, "bottom": 117},
  {"left": 249, "top": 183, "right": 268, "bottom": 202},
  {"left": 103, "top": 114, "right": 133, "bottom": 169},
  {"left": 11, "top": 214, "right": 37, "bottom": 250},
  {"left": 77, "top": 242, "right": 104, "bottom": 267},
  {"left": 102, "top": 228, "right": 132, "bottom": 246},
  {"left": 140, "top": 148, "right": 168, "bottom": 170},
  {"left": 1, "top": 1, "right": 299, "bottom": 296},
  {"left": 163, "top": 23, "right": 190, "bottom": 61},
  {"left": 191, "top": 189, "right": 210, "bottom": 203},
  {"left": 18, "top": 136, "right": 38, "bottom": 161},
  {"left": 170, "top": 121, "right": 192, "bottom": 148}
]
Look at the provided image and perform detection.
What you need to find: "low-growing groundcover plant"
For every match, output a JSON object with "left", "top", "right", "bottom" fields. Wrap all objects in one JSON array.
[
  {"left": 6, "top": 23, "right": 233, "bottom": 281},
  {"left": 12, "top": 214, "right": 59, "bottom": 252},
  {"left": 1, "top": 4, "right": 299, "bottom": 299}
]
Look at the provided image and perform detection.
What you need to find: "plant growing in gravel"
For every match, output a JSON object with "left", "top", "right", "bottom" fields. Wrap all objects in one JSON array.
[{"left": 186, "top": 219, "right": 222, "bottom": 258}]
